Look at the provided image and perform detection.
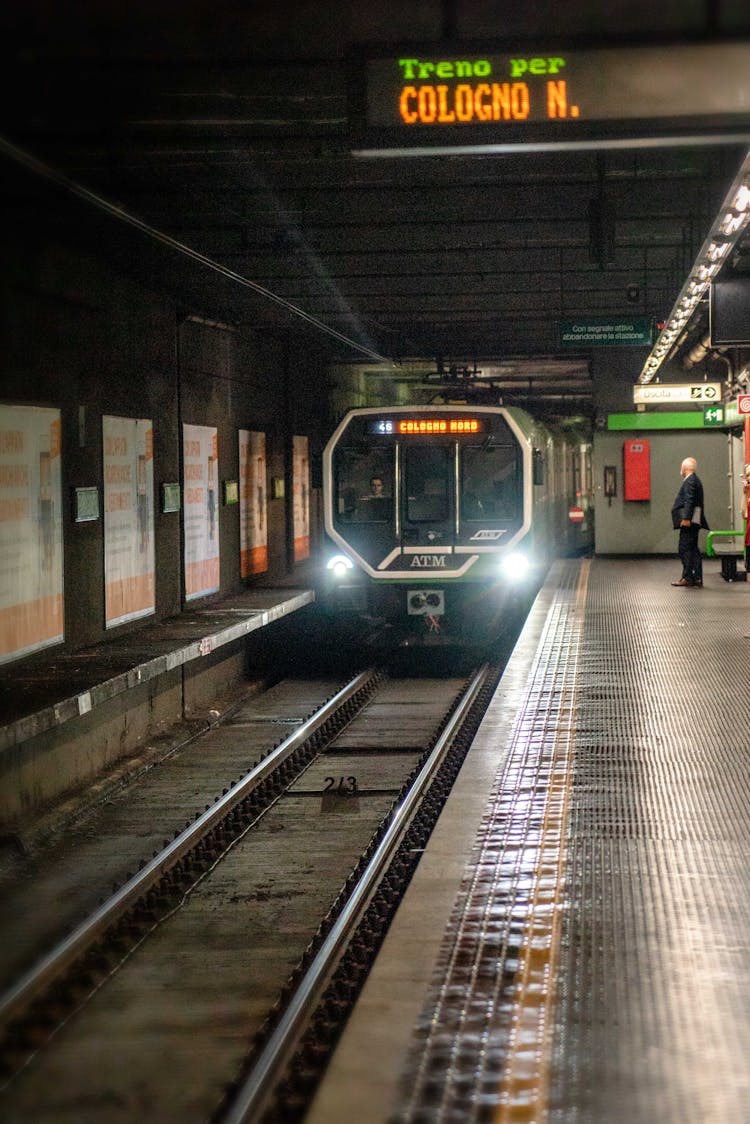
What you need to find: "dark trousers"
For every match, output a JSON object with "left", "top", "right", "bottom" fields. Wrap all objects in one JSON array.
[{"left": 678, "top": 523, "right": 702, "bottom": 582}]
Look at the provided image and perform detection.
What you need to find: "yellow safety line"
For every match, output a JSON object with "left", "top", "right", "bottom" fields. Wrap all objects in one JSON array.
[{"left": 494, "top": 559, "right": 589, "bottom": 1124}]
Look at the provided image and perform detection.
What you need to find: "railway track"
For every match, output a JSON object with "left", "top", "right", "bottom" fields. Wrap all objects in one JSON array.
[{"left": 0, "top": 662, "right": 504, "bottom": 1123}]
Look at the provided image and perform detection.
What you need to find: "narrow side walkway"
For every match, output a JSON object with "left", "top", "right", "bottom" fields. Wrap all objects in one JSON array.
[
  {"left": 0, "top": 587, "right": 314, "bottom": 830},
  {"left": 0, "top": 588, "right": 313, "bottom": 752}
]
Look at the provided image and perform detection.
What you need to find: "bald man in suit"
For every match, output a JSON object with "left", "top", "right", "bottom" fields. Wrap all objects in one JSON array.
[{"left": 671, "top": 456, "right": 709, "bottom": 587}]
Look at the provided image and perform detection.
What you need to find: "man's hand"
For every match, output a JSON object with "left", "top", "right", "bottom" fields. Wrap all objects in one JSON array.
[{"left": 680, "top": 519, "right": 691, "bottom": 527}]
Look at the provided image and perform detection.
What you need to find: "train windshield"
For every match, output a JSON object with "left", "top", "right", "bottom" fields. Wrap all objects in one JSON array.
[
  {"left": 404, "top": 445, "right": 450, "bottom": 523},
  {"left": 334, "top": 447, "right": 393, "bottom": 523},
  {"left": 460, "top": 442, "right": 521, "bottom": 521}
]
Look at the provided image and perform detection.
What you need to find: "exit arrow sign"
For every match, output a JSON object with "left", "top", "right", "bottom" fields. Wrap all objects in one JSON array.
[{"left": 703, "top": 406, "right": 725, "bottom": 425}]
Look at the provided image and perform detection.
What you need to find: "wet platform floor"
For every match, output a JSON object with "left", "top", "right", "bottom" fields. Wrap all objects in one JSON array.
[{"left": 307, "top": 556, "right": 750, "bottom": 1124}]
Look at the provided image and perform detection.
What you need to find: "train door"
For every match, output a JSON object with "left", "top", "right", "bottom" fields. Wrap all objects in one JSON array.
[{"left": 400, "top": 443, "right": 454, "bottom": 550}]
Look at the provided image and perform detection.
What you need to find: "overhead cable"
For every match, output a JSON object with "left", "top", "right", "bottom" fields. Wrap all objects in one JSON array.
[{"left": 0, "top": 133, "right": 394, "bottom": 365}]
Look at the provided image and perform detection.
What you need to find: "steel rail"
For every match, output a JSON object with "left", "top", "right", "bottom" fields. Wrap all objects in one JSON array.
[
  {"left": 219, "top": 662, "right": 490, "bottom": 1124},
  {"left": 0, "top": 669, "right": 376, "bottom": 1030}
]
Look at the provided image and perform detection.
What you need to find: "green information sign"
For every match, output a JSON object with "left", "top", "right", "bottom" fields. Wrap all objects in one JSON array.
[
  {"left": 608, "top": 411, "right": 737, "bottom": 430},
  {"left": 703, "top": 405, "right": 725, "bottom": 426},
  {"left": 609, "top": 412, "right": 700, "bottom": 429},
  {"left": 559, "top": 317, "right": 653, "bottom": 347}
]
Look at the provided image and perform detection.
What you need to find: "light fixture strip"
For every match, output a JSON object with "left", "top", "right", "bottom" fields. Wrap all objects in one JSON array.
[{"left": 638, "top": 147, "right": 750, "bottom": 383}]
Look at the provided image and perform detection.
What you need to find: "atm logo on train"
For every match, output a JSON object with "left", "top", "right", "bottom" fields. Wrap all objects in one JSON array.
[{"left": 410, "top": 554, "right": 448, "bottom": 568}]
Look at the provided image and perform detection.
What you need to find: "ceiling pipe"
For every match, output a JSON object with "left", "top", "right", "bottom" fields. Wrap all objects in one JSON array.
[
  {"left": 683, "top": 334, "right": 711, "bottom": 368},
  {"left": 682, "top": 336, "right": 733, "bottom": 382},
  {"left": 711, "top": 352, "right": 734, "bottom": 383}
]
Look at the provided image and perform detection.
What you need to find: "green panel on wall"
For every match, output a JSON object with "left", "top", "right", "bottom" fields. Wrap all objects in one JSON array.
[{"left": 608, "top": 412, "right": 705, "bottom": 430}]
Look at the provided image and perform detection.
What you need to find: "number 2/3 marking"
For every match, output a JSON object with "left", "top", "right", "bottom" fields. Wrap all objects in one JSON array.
[{"left": 323, "top": 776, "right": 359, "bottom": 794}]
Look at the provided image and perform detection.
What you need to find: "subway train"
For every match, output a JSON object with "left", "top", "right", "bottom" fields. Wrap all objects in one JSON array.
[{"left": 321, "top": 403, "right": 593, "bottom": 645}]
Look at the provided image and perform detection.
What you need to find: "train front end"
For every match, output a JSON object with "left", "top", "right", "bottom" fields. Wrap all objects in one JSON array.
[{"left": 322, "top": 405, "right": 542, "bottom": 643}]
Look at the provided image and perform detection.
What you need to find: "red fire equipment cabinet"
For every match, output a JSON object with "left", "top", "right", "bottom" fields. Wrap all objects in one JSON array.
[{"left": 623, "top": 439, "right": 651, "bottom": 501}]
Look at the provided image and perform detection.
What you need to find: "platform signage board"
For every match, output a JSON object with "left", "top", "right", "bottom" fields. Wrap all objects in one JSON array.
[
  {"left": 360, "top": 43, "right": 750, "bottom": 150},
  {"left": 560, "top": 318, "right": 652, "bottom": 347},
  {"left": 703, "top": 406, "right": 725, "bottom": 426},
  {"left": 633, "top": 383, "right": 722, "bottom": 404},
  {"left": 609, "top": 412, "right": 720, "bottom": 430}
]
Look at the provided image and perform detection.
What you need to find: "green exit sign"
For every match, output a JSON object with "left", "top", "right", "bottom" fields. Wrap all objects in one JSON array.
[{"left": 703, "top": 405, "right": 725, "bottom": 426}]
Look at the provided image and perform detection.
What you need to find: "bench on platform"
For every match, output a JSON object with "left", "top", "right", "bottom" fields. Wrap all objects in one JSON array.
[{"left": 706, "top": 530, "right": 747, "bottom": 582}]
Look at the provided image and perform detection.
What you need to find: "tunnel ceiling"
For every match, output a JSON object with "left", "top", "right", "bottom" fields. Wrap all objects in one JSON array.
[{"left": 2, "top": 7, "right": 750, "bottom": 415}]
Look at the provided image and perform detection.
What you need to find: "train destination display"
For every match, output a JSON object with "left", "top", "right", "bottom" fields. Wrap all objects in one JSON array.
[
  {"left": 363, "top": 43, "right": 750, "bottom": 136},
  {"left": 367, "top": 417, "right": 486, "bottom": 435}
]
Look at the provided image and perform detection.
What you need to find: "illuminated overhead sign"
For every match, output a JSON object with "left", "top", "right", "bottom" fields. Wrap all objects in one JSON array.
[
  {"left": 633, "top": 383, "right": 722, "bottom": 404},
  {"left": 367, "top": 417, "right": 485, "bottom": 435},
  {"left": 361, "top": 43, "right": 750, "bottom": 147}
]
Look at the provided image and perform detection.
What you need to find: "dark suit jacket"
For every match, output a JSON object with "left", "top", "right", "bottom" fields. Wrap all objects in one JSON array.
[{"left": 671, "top": 472, "right": 709, "bottom": 530}]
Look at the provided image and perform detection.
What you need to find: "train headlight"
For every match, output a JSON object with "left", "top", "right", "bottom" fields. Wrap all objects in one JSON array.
[
  {"left": 327, "top": 554, "right": 354, "bottom": 579},
  {"left": 501, "top": 552, "right": 531, "bottom": 581}
]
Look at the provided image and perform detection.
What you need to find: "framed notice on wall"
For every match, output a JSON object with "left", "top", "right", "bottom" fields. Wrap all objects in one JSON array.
[
  {"left": 0, "top": 404, "right": 64, "bottom": 663},
  {"left": 162, "top": 482, "right": 181, "bottom": 513},
  {"left": 292, "top": 435, "right": 310, "bottom": 562},
  {"left": 103, "top": 416, "right": 155, "bottom": 628},
  {"left": 239, "top": 430, "right": 268, "bottom": 576},
  {"left": 73, "top": 486, "right": 100, "bottom": 523},
  {"left": 183, "top": 424, "right": 220, "bottom": 600}
]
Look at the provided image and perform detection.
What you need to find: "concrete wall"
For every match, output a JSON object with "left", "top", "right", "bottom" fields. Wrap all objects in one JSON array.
[
  {"left": 1, "top": 227, "right": 331, "bottom": 660},
  {"left": 0, "top": 668, "right": 184, "bottom": 825},
  {"left": 0, "top": 635, "right": 268, "bottom": 827},
  {"left": 593, "top": 429, "right": 736, "bottom": 554}
]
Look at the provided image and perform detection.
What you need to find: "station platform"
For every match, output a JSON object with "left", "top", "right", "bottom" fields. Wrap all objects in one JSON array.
[
  {"left": 307, "top": 555, "right": 750, "bottom": 1124},
  {"left": 0, "top": 587, "right": 314, "bottom": 829}
]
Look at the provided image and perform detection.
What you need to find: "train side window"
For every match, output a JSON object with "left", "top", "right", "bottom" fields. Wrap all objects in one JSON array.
[
  {"left": 533, "top": 448, "right": 544, "bottom": 485},
  {"left": 461, "top": 443, "right": 521, "bottom": 520}
]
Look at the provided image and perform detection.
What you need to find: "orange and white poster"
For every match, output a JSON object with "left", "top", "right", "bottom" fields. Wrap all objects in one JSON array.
[
  {"left": 0, "top": 404, "right": 63, "bottom": 664},
  {"left": 103, "top": 415, "right": 155, "bottom": 628},
  {"left": 183, "top": 424, "right": 220, "bottom": 600},
  {"left": 239, "top": 430, "right": 268, "bottom": 576},
  {"left": 292, "top": 434, "right": 310, "bottom": 562}
]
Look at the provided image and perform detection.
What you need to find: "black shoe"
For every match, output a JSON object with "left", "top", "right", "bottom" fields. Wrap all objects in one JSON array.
[{"left": 671, "top": 578, "right": 694, "bottom": 586}]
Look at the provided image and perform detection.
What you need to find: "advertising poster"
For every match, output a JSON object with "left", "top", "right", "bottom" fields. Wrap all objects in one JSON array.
[
  {"left": 292, "top": 434, "right": 310, "bottom": 562},
  {"left": 0, "top": 404, "right": 63, "bottom": 664},
  {"left": 183, "top": 424, "right": 220, "bottom": 600},
  {"left": 103, "top": 416, "right": 155, "bottom": 628},
  {"left": 239, "top": 430, "right": 268, "bottom": 577}
]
